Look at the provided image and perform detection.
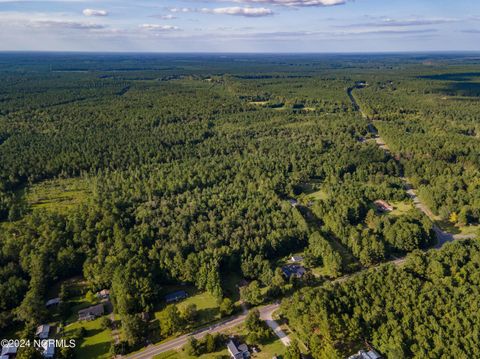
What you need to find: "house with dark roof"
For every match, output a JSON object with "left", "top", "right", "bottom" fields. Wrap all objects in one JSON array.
[
  {"left": 374, "top": 200, "right": 393, "bottom": 213},
  {"left": 282, "top": 264, "right": 306, "bottom": 279},
  {"left": 36, "top": 324, "right": 50, "bottom": 339},
  {"left": 1, "top": 342, "right": 18, "bottom": 358},
  {"left": 348, "top": 349, "right": 382, "bottom": 359},
  {"left": 45, "top": 297, "right": 61, "bottom": 307},
  {"left": 227, "top": 340, "right": 250, "bottom": 359},
  {"left": 165, "top": 290, "right": 188, "bottom": 303},
  {"left": 78, "top": 303, "right": 104, "bottom": 321},
  {"left": 41, "top": 340, "right": 55, "bottom": 358}
]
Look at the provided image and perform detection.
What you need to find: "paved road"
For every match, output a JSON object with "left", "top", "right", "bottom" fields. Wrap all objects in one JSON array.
[
  {"left": 125, "top": 304, "right": 279, "bottom": 359},
  {"left": 259, "top": 305, "right": 291, "bottom": 346},
  {"left": 349, "top": 86, "right": 475, "bottom": 248},
  {"left": 126, "top": 87, "right": 476, "bottom": 359}
]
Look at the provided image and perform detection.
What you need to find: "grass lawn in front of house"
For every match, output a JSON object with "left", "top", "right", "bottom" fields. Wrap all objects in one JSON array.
[{"left": 64, "top": 317, "right": 112, "bottom": 359}]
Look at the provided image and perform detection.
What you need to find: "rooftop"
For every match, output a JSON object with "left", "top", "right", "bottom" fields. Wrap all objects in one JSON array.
[
  {"left": 45, "top": 298, "right": 61, "bottom": 306},
  {"left": 78, "top": 303, "right": 104, "bottom": 318},
  {"left": 165, "top": 290, "right": 188, "bottom": 303},
  {"left": 282, "top": 264, "right": 306, "bottom": 278}
]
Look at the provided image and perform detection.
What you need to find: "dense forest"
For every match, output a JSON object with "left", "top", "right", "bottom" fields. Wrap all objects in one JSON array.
[
  {"left": 0, "top": 53, "right": 479, "bottom": 357},
  {"left": 282, "top": 239, "right": 480, "bottom": 358},
  {"left": 354, "top": 70, "right": 480, "bottom": 223}
]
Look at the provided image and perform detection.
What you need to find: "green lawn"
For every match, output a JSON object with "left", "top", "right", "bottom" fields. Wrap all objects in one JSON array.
[
  {"left": 388, "top": 201, "right": 414, "bottom": 216},
  {"left": 154, "top": 286, "right": 221, "bottom": 329},
  {"left": 24, "top": 177, "right": 91, "bottom": 213},
  {"left": 305, "top": 189, "right": 328, "bottom": 201},
  {"left": 64, "top": 317, "right": 112, "bottom": 359},
  {"left": 436, "top": 220, "right": 480, "bottom": 236}
]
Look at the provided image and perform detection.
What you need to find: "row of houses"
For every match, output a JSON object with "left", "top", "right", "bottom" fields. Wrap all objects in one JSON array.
[{"left": 1, "top": 326, "right": 54, "bottom": 359}]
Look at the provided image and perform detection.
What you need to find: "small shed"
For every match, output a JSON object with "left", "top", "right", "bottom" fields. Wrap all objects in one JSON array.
[
  {"left": 96, "top": 289, "right": 110, "bottom": 299},
  {"left": 290, "top": 255, "right": 303, "bottom": 263}
]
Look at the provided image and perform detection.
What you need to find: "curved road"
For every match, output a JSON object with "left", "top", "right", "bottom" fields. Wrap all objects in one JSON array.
[
  {"left": 125, "top": 304, "right": 280, "bottom": 359},
  {"left": 125, "top": 87, "right": 475, "bottom": 359},
  {"left": 348, "top": 85, "right": 475, "bottom": 248}
]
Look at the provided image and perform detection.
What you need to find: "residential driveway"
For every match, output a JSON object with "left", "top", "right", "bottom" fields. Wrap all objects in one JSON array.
[
  {"left": 125, "top": 303, "right": 281, "bottom": 359},
  {"left": 259, "top": 305, "right": 291, "bottom": 346}
]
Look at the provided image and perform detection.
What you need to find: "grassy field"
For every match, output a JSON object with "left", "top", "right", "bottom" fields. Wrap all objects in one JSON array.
[
  {"left": 436, "top": 220, "right": 480, "bottom": 236},
  {"left": 24, "top": 177, "right": 91, "bottom": 213},
  {"left": 64, "top": 317, "right": 112, "bottom": 359},
  {"left": 388, "top": 201, "right": 414, "bottom": 216},
  {"left": 154, "top": 286, "right": 221, "bottom": 329},
  {"left": 50, "top": 277, "right": 113, "bottom": 359},
  {"left": 305, "top": 189, "right": 328, "bottom": 201}
]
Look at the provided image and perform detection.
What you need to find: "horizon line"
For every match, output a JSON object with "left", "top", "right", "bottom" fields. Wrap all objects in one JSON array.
[{"left": 1, "top": 50, "right": 480, "bottom": 56}]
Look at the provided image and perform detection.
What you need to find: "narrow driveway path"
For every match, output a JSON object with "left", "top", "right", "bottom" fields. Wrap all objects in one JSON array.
[
  {"left": 259, "top": 304, "right": 291, "bottom": 346},
  {"left": 348, "top": 85, "right": 475, "bottom": 248}
]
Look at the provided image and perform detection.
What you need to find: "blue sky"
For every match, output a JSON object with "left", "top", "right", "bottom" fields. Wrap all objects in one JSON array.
[{"left": 0, "top": 0, "right": 479, "bottom": 52}]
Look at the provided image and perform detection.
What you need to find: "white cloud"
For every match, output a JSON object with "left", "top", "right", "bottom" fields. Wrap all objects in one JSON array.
[
  {"left": 343, "top": 17, "right": 459, "bottom": 28},
  {"left": 201, "top": 7, "right": 273, "bottom": 17},
  {"left": 140, "top": 24, "right": 179, "bottom": 31},
  {"left": 33, "top": 20, "right": 106, "bottom": 30},
  {"left": 155, "top": 14, "right": 176, "bottom": 20},
  {"left": 83, "top": 9, "right": 108, "bottom": 17},
  {"left": 230, "top": 0, "right": 346, "bottom": 6},
  {"left": 169, "top": 8, "right": 191, "bottom": 13},
  {"left": 170, "top": 6, "right": 273, "bottom": 17}
]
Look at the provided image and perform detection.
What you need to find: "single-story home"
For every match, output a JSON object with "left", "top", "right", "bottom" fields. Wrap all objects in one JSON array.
[
  {"left": 45, "top": 297, "right": 61, "bottom": 307},
  {"left": 1, "top": 342, "right": 18, "bottom": 357},
  {"left": 78, "top": 303, "right": 105, "bottom": 321},
  {"left": 374, "top": 200, "right": 393, "bottom": 212},
  {"left": 227, "top": 339, "right": 250, "bottom": 359},
  {"left": 41, "top": 340, "right": 55, "bottom": 358},
  {"left": 282, "top": 265, "right": 306, "bottom": 279},
  {"left": 36, "top": 324, "right": 50, "bottom": 339},
  {"left": 165, "top": 290, "right": 188, "bottom": 303},
  {"left": 348, "top": 349, "right": 382, "bottom": 359}
]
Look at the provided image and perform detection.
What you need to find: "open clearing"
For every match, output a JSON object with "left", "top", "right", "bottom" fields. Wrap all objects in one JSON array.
[{"left": 24, "top": 177, "right": 90, "bottom": 213}]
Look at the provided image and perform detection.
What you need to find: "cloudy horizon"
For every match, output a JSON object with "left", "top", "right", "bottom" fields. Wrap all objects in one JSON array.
[{"left": 0, "top": 0, "right": 479, "bottom": 52}]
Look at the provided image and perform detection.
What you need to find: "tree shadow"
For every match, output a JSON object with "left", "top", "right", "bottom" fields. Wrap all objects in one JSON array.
[{"left": 76, "top": 341, "right": 112, "bottom": 359}]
